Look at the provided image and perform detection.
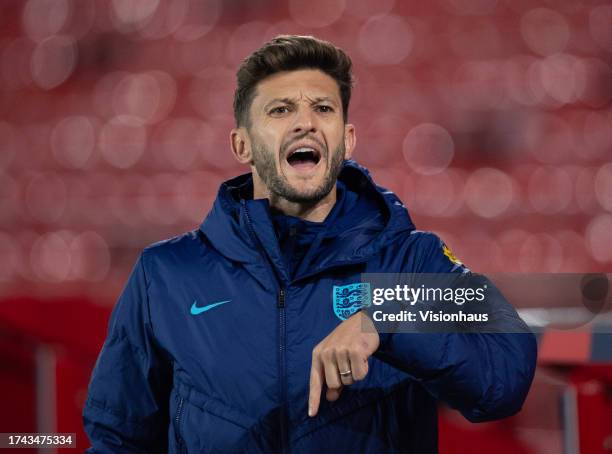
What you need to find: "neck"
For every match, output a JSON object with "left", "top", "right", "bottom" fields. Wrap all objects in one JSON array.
[{"left": 253, "top": 182, "right": 337, "bottom": 223}]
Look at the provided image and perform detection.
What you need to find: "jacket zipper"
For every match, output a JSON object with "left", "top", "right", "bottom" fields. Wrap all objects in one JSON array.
[
  {"left": 175, "top": 396, "right": 185, "bottom": 450},
  {"left": 278, "top": 288, "right": 288, "bottom": 453},
  {"left": 242, "top": 201, "right": 289, "bottom": 453}
]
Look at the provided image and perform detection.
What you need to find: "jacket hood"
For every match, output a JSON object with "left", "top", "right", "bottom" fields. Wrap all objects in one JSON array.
[{"left": 199, "top": 160, "right": 416, "bottom": 283}]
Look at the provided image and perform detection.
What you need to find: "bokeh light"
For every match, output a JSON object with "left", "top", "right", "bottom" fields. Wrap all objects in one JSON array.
[
  {"left": 402, "top": 123, "right": 454, "bottom": 175},
  {"left": 358, "top": 14, "right": 413, "bottom": 65},
  {"left": 503, "top": 55, "right": 545, "bottom": 106},
  {"left": 289, "top": 0, "right": 345, "bottom": 28},
  {"left": 98, "top": 116, "right": 147, "bottom": 168},
  {"left": 520, "top": 8, "right": 570, "bottom": 56},
  {"left": 30, "top": 231, "right": 73, "bottom": 282},
  {"left": 111, "top": 70, "right": 177, "bottom": 124},
  {"left": 586, "top": 214, "right": 612, "bottom": 263},
  {"left": 464, "top": 168, "right": 514, "bottom": 218},
  {"left": 173, "top": 0, "right": 222, "bottom": 42},
  {"left": 110, "top": 0, "right": 160, "bottom": 32},
  {"left": 51, "top": 116, "right": 97, "bottom": 169},
  {"left": 138, "top": 0, "right": 188, "bottom": 40},
  {"left": 31, "top": 35, "right": 77, "bottom": 90},
  {"left": 112, "top": 72, "right": 162, "bottom": 123},
  {"left": 22, "top": 0, "right": 71, "bottom": 43},
  {"left": 69, "top": 231, "right": 111, "bottom": 282},
  {"left": 538, "top": 53, "right": 585, "bottom": 105}
]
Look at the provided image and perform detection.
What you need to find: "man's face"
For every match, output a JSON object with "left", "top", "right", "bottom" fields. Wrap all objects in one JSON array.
[{"left": 240, "top": 69, "right": 354, "bottom": 204}]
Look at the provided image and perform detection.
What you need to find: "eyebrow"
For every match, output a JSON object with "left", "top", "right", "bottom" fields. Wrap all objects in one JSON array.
[{"left": 263, "top": 96, "right": 338, "bottom": 111}]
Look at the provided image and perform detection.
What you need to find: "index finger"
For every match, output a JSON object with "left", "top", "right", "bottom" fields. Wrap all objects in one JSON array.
[{"left": 308, "top": 354, "right": 323, "bottom": 417}]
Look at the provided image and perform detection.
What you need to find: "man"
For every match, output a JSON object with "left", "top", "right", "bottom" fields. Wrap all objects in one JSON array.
[{"left": 83, "top": 35, "right": 537, "bottom": 453}]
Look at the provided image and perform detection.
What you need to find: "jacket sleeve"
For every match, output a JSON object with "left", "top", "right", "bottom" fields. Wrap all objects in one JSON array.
[
  {"left": 83, "top": 253, "right": 172, "bottom": 453},
  {"left": 374, "top": 233, "right": 537, "bottom": 422}
]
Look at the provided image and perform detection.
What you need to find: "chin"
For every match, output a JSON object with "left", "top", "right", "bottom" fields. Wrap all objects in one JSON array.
[
  {"left": 289, "top": 181, "right": 326, "bottom": 195},
  {"left": 283, "top": 184, "right": 334, "bottom": 204}
]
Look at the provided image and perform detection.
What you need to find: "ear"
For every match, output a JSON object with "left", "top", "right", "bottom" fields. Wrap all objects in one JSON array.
[
  {"left": 230, "top": 127, "right": 252, "bottom": 164},
  {"left": 343, "top": 123, "right": 356, "bottom": 160}
]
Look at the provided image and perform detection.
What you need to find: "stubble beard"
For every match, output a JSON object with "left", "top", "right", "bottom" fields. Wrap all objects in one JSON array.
[{"left": 251, "top": 139, "right": 345, "bottom": 204}]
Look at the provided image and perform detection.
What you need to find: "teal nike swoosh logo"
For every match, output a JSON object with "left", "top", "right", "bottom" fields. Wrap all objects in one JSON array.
[{"left": 190, "top": 300, "right": 231, "bottom": 315}]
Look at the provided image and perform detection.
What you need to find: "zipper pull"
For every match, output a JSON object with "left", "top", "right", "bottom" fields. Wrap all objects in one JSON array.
[{"left": 278, "top": 288, "right": 285, "bottom": 308}]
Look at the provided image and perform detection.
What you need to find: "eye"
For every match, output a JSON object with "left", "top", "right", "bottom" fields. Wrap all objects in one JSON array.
[
  {"left": 316, "top": 105, "right": 334, "bottom": 113},
  {"left": 269, "top": 106, "right": 291, "bottom": 115}
]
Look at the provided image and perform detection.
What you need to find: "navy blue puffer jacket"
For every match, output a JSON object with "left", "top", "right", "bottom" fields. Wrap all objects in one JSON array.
[{"left": 83, "top": 161, "right": 537, "bottom": 453}]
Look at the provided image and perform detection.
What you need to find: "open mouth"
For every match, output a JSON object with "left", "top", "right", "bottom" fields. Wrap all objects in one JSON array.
[{"left": 286, "top": 147, "right": 321, "bottom": 168}]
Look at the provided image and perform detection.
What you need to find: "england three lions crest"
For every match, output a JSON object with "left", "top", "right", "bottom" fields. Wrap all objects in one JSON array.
[{"left": 333, "top": 283, "right": 371, "bottom": 320}]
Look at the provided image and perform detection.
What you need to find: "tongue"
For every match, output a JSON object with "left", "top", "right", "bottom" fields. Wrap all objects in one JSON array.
[{"left": 289, "top": 159, "right": 317, "bottom": 170}]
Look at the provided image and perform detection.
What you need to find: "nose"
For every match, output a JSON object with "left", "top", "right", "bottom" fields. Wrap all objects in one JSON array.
[{"left": 292, "top": 106, "right": 317, "bottom": 134}]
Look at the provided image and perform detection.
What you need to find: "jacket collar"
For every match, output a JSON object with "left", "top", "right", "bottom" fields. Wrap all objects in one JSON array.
[{"left": 199, "top": 160, "right": 416, "bottom": 282}]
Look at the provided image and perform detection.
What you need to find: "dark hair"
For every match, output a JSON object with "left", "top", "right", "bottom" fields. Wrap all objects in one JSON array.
[{"left": 233, "top": 35, "right": 353, "bottom": 127}]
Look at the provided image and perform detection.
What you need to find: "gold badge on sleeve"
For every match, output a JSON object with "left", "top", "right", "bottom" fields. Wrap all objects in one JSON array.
[{"left": 442, "top": 244, "right": 463, "bottom": 266}]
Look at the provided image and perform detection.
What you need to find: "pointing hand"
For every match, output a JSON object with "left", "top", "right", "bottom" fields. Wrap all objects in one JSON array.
[{"left": 308, "top": 311, "right": 379, "bottom": 417}]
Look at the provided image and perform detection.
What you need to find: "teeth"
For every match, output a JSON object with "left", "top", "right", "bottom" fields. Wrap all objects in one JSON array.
[{"left": 292, "top": 147, "right": 315, "bottom": 154}]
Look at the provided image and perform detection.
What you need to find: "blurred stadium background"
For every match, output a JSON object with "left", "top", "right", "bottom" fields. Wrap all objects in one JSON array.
[{"left": 0, "top": 0, "right": 610, "bottom": 452}]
